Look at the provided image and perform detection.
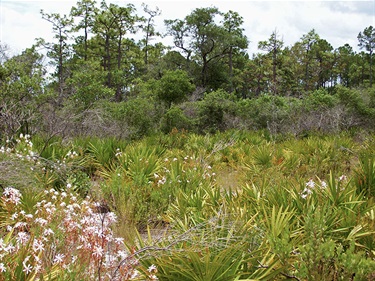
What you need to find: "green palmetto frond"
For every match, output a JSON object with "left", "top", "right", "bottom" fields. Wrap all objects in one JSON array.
[
  {"left": 355, "top": 154, "right": 375, "bottom": 198},
  {"left": 117, "top": 143, "right": 165, "bottom": 187},
  {"left": 153, "top": 244, "right": 246, "bottom": 281},
  {"left": 239, "top": 252, "right": 283, "bottom": 281},
  {"left": 262, "top": 205, "right": 295, "bottom": 239}
]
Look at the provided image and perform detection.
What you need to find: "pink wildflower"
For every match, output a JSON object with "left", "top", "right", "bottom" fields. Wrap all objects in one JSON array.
[
  {"left": 2, "top": 187, "right": 22, "bottom": 205},
  {"left": 53, "top": 253, "right": 65, "bottom": 264},
  {"left": 16, "top": 232, "right": 30, "bottom": 245},
  {"left": 32, "top": 239, "right": 45, "bottom": 252},
  {"left": 92, "top": 245, "right": 104, "bottom": 259}
]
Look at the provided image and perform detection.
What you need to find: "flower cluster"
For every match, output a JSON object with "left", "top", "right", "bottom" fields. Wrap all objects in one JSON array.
[
  {"left": 300, "top": 179, "right": 315, "bottom": 199},
  {"left": 202, "top": 164, "right": 216, "bottom": 180},
  {"left": 0, "top": 185, "right": 155, "bottom": 280},
  {"left": 153, "top": 155, "right": 216, "bottom": 187},
  {"left": 1, "top": 187, "right": 22, "bottom": 205},
  {"left": 1, "top": 134, "right": 84, "bottom": 177},
  {"left": 300, "top": 178, "right": 327, "bottom": 199},
  {"left": 0, "top": 134, "right": 39, "bottom": 163},
  {"left": 65, "top": 150, "right": 79, "bottom": 159}
]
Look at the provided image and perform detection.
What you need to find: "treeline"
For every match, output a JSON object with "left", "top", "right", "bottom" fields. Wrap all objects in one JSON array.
[{"left": 0, "top": 0, "right": 374, "bottom": 140}]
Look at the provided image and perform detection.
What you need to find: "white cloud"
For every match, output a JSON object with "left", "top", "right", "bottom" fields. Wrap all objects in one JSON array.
[
  {"left": 1, "top": 0, "right": 374, "bottom": 56},
  {"left": 1, "top": 1, "right": 75, "bottom": 53}
]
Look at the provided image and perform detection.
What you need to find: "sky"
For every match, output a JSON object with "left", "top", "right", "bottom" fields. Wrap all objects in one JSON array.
[{"left": 0, "top": 0, "right": 374, "bottom": 58}]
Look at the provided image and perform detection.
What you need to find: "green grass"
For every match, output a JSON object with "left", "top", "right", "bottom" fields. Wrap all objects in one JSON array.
[{"left": 1, "top": 130, "right": 375, "bottom": 280}]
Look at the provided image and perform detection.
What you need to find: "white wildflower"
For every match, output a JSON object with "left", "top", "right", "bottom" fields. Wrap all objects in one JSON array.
[
  {"left": 43, "top": 228, "right": 54, "bottom": 236},
  {"left": 32, "top": 239, "right": 45, "bottom": 252},
  {"left": 306, "top": 179, "right": 315, "bottom": 189},
  {"left": 320, "top": 181, "right": 327, "bottom": 189},
  {"left": 2, "top": 187, "right": 22, "bottom": 205},
  {"left": 53, "top": 253, "right": 65, "bottom": 264},
  {"left": 92, "top": 246, "right": 104, "bottom": 259},
  {"left": 0, "top": 263, "right": 6, "bottom": 272},
  {"left": 23, "top": 263, "right": 32, "bottom": 274},
  {"left": 148, "top": 264, "right": 157, "bottom": 273},
  {"left": 16, "top": 232, "right": 30, "bottom": 245}
]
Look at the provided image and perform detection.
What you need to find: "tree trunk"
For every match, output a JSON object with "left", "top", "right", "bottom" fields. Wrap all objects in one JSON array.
[
  {"left": 370, "top": 50, "right": 373, "bottom": 87},
  {"left": 228, "top": 46, "right": 233, "bottom": 93}
]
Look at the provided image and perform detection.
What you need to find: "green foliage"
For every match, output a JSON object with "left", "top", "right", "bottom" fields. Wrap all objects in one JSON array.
[
  {"left": 304, "top": 88, "right": 338, "bottom": 110},
  {"left": 155, "top": 70, "right": 195, "bottom": 108},
  {"left": 102, "top": 97, "right": 159, "bottom": 139},
  {"left": 135, "top": 214, "right": 253, "bottom": 281},
  {"left": 160, "top": 105, "right": 194, "bottom": 133},
  {"left": 336, "top": 85, "right": 375, "bottom": 117},
  {"left": 151, "top": 243, "right": 246, "bottom": 281},
  {"left": 198, "top": 89, "right": 236, "bottom": 132},
  {"left": 4, "top": 5, "right": 375, "bottom": 277},
  {"left": 165, "top": 7, "right": 248, "bottom": 88},
  {"left": 86, "top": 137, "right": 125, "bottom": 171},
  {"left": 100, "top": 142, "right": 166, "bottom": 227},
  {"left": 117, "top": 143, "right": 165, "bottom": 187},
  {"left": 1, "top": 130, "right": 375, "bottom": 280},
  {"left": 355, "top": 154, "right": 375, "bottom": 198},
  {"left": 0, "top": 47, "right": 46, "bottom": 137},
  {"left": 66, "top": 60, "right": 114, "bottom": 108},
  {"left": 237, "top": 95, "right": 296, "bottom": 130},
  {"left": 358, "top": 25, "right": 375, "bottom": 87}
]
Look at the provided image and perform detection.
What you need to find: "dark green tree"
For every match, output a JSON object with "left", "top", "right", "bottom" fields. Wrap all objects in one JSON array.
[
  {"left": 70, "top": 0, "right": 98, "bottom": 61},
  {"left": 92, "top": 3, "right": 117, "bottom": 86},
  {"left": 185, "top": 7, "right": 225, "bottom": 87},
  {"left": 349, "top": 51, "right": 369, "bottom": 87},
  {"left": 0, "top": 47, "right": 46, "bottom": 136},
  {"left": 37, "top": 10, "right": 73, "bottom": 103},
  {"left": 165, "top": 7, "right": 247, "bottom": 89},
  {"left": 155, "top": 70, "right": 195, "bottom": 108},
  {"left": 358, "top": 26, "right": 375, "bottom": 87},
  {"left": 291, "top": 29, "right": 320, "bottom": 92},
  {"left": 335, "top": 44, "right": 355, "bottom": 87},
  {"left": 93, "top": 2, "right": 140, "bottom": 101},
  {"left": 66, "top": 60, "right": 114, "bottom": 109},
  {"left": 258, "top": 30, "right": 284, "bottom": 94},
  {"left": 312, "top": 38, "right": 335, "bottom": 88},
  {"left": 222, "top": 10, "right": 248, "bottom": 92},
  {"left": 238, "top": 53, "right": 271, "bottom": 97}
]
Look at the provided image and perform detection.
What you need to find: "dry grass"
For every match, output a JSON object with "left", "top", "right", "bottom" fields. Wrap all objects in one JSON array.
[{"left": 0, "top": 156, "right": 39, "bottom": 191}]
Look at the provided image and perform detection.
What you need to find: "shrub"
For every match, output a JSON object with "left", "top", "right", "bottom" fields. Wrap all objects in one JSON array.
[
  {"left": 160, "top": 106, "right": 194, "bottom": 133},
  {"left": 304, "top": 88, "right": 338, "bottom": 110},
  {"left": 198, "top": 89, "right": 236, "bottom": 133},
  {"left": 336, "top": 85, "right": 372, "bottom": 116},
  {"left": 103, "top": 98, "right": 160, "bottom": 139},
  {"left": 155, "top": 70, "right": 195, "bottom": 109}
]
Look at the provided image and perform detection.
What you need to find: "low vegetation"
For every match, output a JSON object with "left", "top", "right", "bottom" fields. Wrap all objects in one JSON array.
[{"left": 1, "top": 131, "right": 374, "bottom": 280}]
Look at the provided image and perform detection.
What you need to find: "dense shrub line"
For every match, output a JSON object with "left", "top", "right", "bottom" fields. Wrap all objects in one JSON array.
[{"left": 26, "top": 86, "right": 374, "bottom": 141}]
